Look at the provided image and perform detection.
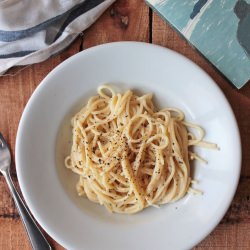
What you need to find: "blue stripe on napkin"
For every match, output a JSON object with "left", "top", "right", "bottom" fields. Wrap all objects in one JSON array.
[
  {"left": 0, "top": 0, "right": 105, "bottom": 43},
  {"left": 0, "top": 50, "right": 36, "bottom": 58},
  {"left": 53, "top": 0, "right": 106, "bottom": 42}
]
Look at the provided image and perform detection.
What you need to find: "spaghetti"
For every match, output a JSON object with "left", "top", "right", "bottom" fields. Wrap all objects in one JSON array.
[{"left": 65, "top": 85, "right": 217, "bottom": 214}]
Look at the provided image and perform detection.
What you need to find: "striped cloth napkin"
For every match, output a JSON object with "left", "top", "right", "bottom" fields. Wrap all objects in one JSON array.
[{"left": 0, "top": 0, "right": 116, "bottom": 74}]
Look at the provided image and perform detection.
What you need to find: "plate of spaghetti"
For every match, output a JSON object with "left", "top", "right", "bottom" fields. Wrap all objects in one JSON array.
[{"left": 16, "top": 42, "right": 241, "bottom": 250}]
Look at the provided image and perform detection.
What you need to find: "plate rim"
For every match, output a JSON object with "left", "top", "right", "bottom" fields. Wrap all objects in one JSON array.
[{"left": 15, "top": 41, "right": 242, "bottom": 250}]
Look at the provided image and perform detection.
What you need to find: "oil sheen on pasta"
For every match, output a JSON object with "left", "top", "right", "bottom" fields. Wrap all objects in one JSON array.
[{"left": 65, "top": 85, "right": 217, "bottom": 214}]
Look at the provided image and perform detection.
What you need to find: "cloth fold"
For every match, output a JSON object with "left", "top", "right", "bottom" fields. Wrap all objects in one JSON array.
[{"left": 0, "top": 0, "right": 116, "bottom": 74}]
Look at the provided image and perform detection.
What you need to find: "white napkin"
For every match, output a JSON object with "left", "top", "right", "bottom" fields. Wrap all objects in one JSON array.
[{"left": 0, "top": 0, "right": 116, "bottom": 74}]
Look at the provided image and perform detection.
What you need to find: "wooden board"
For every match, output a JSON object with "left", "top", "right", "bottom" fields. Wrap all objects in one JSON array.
[{"left": 0, "top": 0, "right": 249, "bottom": 249}]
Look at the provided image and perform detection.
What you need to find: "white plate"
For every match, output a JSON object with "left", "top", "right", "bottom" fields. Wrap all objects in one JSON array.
[{"left": 16, "top": 42, "right": 241, "bottom": 250}]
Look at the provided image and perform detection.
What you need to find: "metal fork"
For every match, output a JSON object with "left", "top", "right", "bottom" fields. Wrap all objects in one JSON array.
[{"left": 0, "top": 133, "right": 52, "bottom": 250}]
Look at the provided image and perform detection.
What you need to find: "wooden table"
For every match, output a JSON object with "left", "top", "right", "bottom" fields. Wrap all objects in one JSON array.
[{"left": 0, "top": 1, "right": 249, "bottom": 249}]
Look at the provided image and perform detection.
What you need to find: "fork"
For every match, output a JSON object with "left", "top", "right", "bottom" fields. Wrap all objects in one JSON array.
[{"left": 0, "top": 133, "right": 52, "bottom": 250}]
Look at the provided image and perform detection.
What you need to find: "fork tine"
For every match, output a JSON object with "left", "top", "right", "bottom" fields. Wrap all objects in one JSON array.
[
  {"left": 0, "top": 133, "right": 11, "bottom": 170},
  {"left": 0, "top": 133, "right": 8, "bottom": 148}
]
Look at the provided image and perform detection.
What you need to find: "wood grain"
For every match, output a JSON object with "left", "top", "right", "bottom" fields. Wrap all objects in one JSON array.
[
  {"left": 0, "top": 0, "right": 249, "bottom": 249},
  {"left": 84, "top": 0, "right": 149, "bottom": 48}
]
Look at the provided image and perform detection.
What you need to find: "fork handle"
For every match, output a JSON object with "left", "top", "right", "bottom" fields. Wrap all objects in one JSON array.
[{"left": 3, "top": 170, "right": 52, "bottom": 250}]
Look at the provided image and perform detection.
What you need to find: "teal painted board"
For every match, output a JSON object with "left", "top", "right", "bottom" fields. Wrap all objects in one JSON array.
[{"left": 146, "top": 0, "right": 250, "bottom": 89}]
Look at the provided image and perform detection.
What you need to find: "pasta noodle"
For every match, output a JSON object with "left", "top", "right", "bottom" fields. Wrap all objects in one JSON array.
[{"left": 65, "top": 85, "right": 218, "bottom": 214}]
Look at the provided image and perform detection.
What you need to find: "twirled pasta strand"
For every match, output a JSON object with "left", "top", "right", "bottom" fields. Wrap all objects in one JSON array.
[{"left": 65, "top": 85, "right": 218, "bottom": 214}]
